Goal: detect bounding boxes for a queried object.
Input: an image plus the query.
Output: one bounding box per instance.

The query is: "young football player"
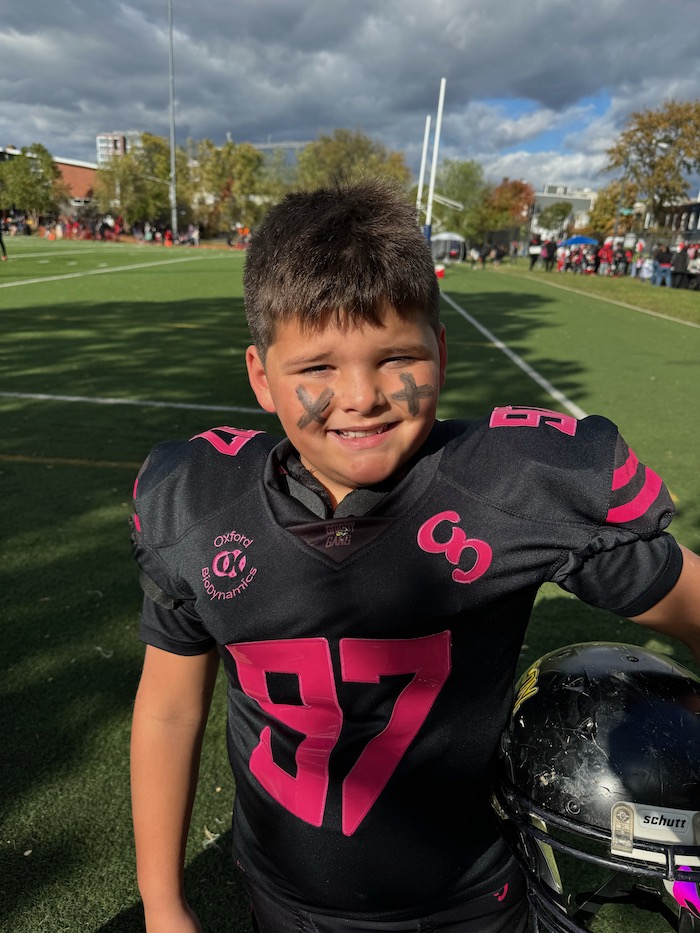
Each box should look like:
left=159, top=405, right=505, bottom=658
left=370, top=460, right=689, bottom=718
left=130, top=178, right=700, bottom=933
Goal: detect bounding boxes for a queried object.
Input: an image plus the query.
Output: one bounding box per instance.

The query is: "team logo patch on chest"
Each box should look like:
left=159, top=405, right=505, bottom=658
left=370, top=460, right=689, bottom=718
left=201, top=527, right=258, bottom=600
left=417, top=510, right=492, bottom=584
left=285, top=515, right=393, bottom=562
left=325, top=520, right=354, bottom=548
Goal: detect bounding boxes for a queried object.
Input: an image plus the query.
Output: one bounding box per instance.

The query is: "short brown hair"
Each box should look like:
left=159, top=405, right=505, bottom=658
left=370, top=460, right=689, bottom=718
left=243, top=177, right=441, bottom=358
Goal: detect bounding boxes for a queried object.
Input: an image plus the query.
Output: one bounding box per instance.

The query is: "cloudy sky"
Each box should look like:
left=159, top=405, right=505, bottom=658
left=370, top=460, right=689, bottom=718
left=1, top=0, right=699, bottom=194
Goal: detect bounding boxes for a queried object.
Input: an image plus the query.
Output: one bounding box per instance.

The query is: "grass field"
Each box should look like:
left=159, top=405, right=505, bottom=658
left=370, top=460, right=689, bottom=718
left=1, top=237, right=699, bottom=933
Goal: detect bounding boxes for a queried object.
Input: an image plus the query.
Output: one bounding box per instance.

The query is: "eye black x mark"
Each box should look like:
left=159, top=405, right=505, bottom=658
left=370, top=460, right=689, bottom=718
left=390, top=373, right=434, bottom=416
left=296, top=386, right=334, bottom=428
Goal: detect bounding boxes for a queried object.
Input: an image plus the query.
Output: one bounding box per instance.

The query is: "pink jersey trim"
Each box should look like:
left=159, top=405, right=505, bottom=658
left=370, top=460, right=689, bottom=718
left=611, top=448, right=639, bottom=491
left=606, top=466, right=663, bottom=524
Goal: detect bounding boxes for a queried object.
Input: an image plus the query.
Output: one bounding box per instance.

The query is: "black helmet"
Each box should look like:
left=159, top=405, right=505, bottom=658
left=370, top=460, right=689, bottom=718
left=493, top=642, right=700, bottom=932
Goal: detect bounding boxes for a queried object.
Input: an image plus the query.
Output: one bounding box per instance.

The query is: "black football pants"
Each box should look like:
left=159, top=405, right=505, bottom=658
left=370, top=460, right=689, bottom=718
left=244, top=868, right=530, bottom=933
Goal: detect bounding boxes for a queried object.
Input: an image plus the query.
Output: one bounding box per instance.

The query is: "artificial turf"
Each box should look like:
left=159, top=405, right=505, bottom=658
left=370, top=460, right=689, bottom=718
left=1, top=238, right=698, bottom=932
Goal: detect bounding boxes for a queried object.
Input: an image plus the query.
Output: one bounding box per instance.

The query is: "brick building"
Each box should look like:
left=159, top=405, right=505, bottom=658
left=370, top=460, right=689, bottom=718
left=54, top=157, right=97, bottom=208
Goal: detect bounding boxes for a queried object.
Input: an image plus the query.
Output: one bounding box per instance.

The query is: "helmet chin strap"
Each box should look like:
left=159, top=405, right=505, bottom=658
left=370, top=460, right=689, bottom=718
left=667, top=873, right=700, bottom=929
left=679, top=910, right=700, bottom=933
left=529, top=872, right=685, bottom=932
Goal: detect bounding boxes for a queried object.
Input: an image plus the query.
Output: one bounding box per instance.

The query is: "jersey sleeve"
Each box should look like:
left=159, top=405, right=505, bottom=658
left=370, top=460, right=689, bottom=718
left=551, top=432, right=683, bottom=615
left=139, top=594, right=215, bottom=655
left=130, top=441, right=216, bottom=655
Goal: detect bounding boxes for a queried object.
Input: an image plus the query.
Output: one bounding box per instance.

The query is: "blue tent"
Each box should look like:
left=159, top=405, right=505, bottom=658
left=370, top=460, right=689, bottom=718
left=562, top=235, right=598, bottom=246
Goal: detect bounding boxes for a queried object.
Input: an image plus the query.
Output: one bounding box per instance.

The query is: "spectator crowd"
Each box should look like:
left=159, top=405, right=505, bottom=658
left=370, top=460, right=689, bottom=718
left=523, top=236, right=700, bottom=288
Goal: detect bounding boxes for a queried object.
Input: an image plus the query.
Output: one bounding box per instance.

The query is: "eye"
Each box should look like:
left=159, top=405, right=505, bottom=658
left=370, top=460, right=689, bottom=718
left=300, top=364, right=331, bottom=375
left=383, top=355, right=415, bottom=366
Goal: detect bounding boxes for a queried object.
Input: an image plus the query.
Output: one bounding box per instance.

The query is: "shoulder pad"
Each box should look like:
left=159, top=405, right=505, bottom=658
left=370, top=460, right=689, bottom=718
left=442, top=407, right=618, bottom=525
left=133, top=427, right=278, bottom=547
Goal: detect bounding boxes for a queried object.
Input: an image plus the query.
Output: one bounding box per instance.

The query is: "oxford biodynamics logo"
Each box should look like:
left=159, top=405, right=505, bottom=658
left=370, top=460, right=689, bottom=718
left=201, top=528, right=257, bottom=600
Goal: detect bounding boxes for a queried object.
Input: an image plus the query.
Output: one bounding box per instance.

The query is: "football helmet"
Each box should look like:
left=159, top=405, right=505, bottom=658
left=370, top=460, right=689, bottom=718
left=493, top=642, right=700, bottom=932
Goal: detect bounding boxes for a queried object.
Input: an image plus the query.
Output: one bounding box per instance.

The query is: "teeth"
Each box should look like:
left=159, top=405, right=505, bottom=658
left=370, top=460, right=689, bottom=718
left=338, top=426, right=387, bottom=438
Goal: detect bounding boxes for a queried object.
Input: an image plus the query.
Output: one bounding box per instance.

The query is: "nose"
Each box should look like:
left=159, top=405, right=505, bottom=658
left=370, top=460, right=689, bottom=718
left=337, top=367, right=387, bottom=415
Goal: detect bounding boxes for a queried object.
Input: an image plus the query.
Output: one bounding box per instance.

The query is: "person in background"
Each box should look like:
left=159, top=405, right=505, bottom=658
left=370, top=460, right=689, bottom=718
left=653, top=244, right=673, bottom=287
left=671, top=242, right=689, bottom=289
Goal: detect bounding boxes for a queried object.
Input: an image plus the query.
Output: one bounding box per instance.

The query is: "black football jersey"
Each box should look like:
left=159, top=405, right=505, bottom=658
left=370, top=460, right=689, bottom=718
left=131, top=408, right=682, bottom=919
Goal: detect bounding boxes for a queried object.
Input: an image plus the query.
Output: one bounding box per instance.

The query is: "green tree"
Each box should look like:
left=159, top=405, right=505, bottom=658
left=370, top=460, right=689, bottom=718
left=536, top=201, right=573, bottom=238
left=423, top=159, right=489, bottom=241
left=257, top=149, right=297, bottom=208
left=297, top=129, right=411, bottom=189
left=95, top=133, right=190, bottom=228
left=607, top=99, right=700, bottom=225
left=587, top=179, right=639, bottom=239
left=187, top=138, right=264, bottom=233
left=0, top=143, right=68, bottom=219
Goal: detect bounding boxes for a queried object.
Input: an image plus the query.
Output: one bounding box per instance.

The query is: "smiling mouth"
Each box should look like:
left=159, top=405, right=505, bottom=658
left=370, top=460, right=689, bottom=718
left=332, top=424, right=394, bottom=438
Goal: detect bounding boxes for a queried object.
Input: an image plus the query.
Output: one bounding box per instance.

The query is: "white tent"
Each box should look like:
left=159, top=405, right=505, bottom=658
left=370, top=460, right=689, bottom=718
left=430, top=231, right=467, bottom=262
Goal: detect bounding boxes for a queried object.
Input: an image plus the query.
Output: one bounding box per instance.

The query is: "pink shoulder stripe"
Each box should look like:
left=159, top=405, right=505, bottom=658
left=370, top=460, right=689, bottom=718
left=611, top=448, right=639, bottom=491
left=606, top=467, right=663, bottom=524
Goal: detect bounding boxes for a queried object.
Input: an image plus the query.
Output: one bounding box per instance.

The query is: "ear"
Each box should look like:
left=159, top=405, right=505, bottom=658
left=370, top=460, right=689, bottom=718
left=437, top=324, right=448, bottom=389
left=245, top=345, right=276, bottom=413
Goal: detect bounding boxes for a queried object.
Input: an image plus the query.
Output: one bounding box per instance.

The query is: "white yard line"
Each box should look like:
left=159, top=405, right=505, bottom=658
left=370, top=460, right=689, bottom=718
left=2, top=246, right=146, bottom=259
left=0, top=390, right=272, bottom=416
left=440, top=291, right=589, bottom=419
left=518, top=274, right=700, bottom=329
left=0, top=252, right=218, bottom=289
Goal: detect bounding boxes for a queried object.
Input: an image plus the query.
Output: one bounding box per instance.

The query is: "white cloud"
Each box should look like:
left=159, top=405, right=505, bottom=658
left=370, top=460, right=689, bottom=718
left=1, top=0, right=699, bottom=191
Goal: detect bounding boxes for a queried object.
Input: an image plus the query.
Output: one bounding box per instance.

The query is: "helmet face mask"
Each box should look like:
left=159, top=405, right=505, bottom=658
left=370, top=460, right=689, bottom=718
left=493, top=642, right=700, bottom=932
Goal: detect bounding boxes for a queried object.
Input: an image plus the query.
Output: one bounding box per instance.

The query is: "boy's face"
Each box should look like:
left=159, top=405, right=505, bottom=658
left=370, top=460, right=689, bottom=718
left=246, top=305, right=447, bottom=507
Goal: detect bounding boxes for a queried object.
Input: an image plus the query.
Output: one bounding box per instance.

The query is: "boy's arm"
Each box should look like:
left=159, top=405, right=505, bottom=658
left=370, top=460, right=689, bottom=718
left=628, top=544, right=700, bottom=666
left=131, top=644, right=220, bottom=933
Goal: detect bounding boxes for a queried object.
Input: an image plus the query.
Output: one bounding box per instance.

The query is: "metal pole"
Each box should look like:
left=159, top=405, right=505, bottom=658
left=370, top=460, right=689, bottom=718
left=424, top=77, right=446, bottom=240
left=416, top=115, right=431, bottom=215
left=611, top=153, right=629, bottom=246
left=168, top=0, right=178, bottom=240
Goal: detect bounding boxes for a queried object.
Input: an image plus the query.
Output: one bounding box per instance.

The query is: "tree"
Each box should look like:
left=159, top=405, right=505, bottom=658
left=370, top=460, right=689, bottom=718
left=536, top=201, right=573, bottom=238
left=587, top=179, right=639, bottom=239
left=95, top=133, right=191, bottom=228
left=186, top=138, right=264, bottom=233
left=257, top=149, right=296, bottom=209
left=95, top=133, right=176, bottom=229
left=423, top=159, right=490, bottom=241
left=0, top=143, right=68, bottom=219
left=486, top=178, right=535, bottom=233
left=297, top=129, right=412, bottom=189
left=94, top=148, right=148, bottom=225
left=607, top=99, right=700, bottom=225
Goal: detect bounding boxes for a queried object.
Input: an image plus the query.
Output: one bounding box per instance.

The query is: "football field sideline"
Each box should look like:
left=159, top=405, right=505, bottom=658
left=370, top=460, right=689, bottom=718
left=440, top=290, right=589, bottom=419
left=510, top=270, right=700, bottom=329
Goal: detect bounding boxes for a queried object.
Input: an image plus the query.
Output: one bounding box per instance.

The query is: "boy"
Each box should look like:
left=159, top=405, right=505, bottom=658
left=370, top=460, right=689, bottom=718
left=130, top=178, right=700, bottom=933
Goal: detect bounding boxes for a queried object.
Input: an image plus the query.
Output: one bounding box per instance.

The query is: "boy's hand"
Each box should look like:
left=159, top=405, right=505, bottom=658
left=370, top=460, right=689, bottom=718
left=144, top=901, right=204, bottom=933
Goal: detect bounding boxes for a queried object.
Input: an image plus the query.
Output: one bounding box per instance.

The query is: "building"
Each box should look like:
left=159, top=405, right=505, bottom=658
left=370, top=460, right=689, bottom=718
left=96, top=131, right=141, bottom=165
left=531, top=183, right=597, bottom=238
left=0, top=145, right=22, bottom=163
left=1, top=146, right=97, bottom=211
left=657, top=193, right=700, bottom=244
left=54, top=157, right=97, bottom=209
